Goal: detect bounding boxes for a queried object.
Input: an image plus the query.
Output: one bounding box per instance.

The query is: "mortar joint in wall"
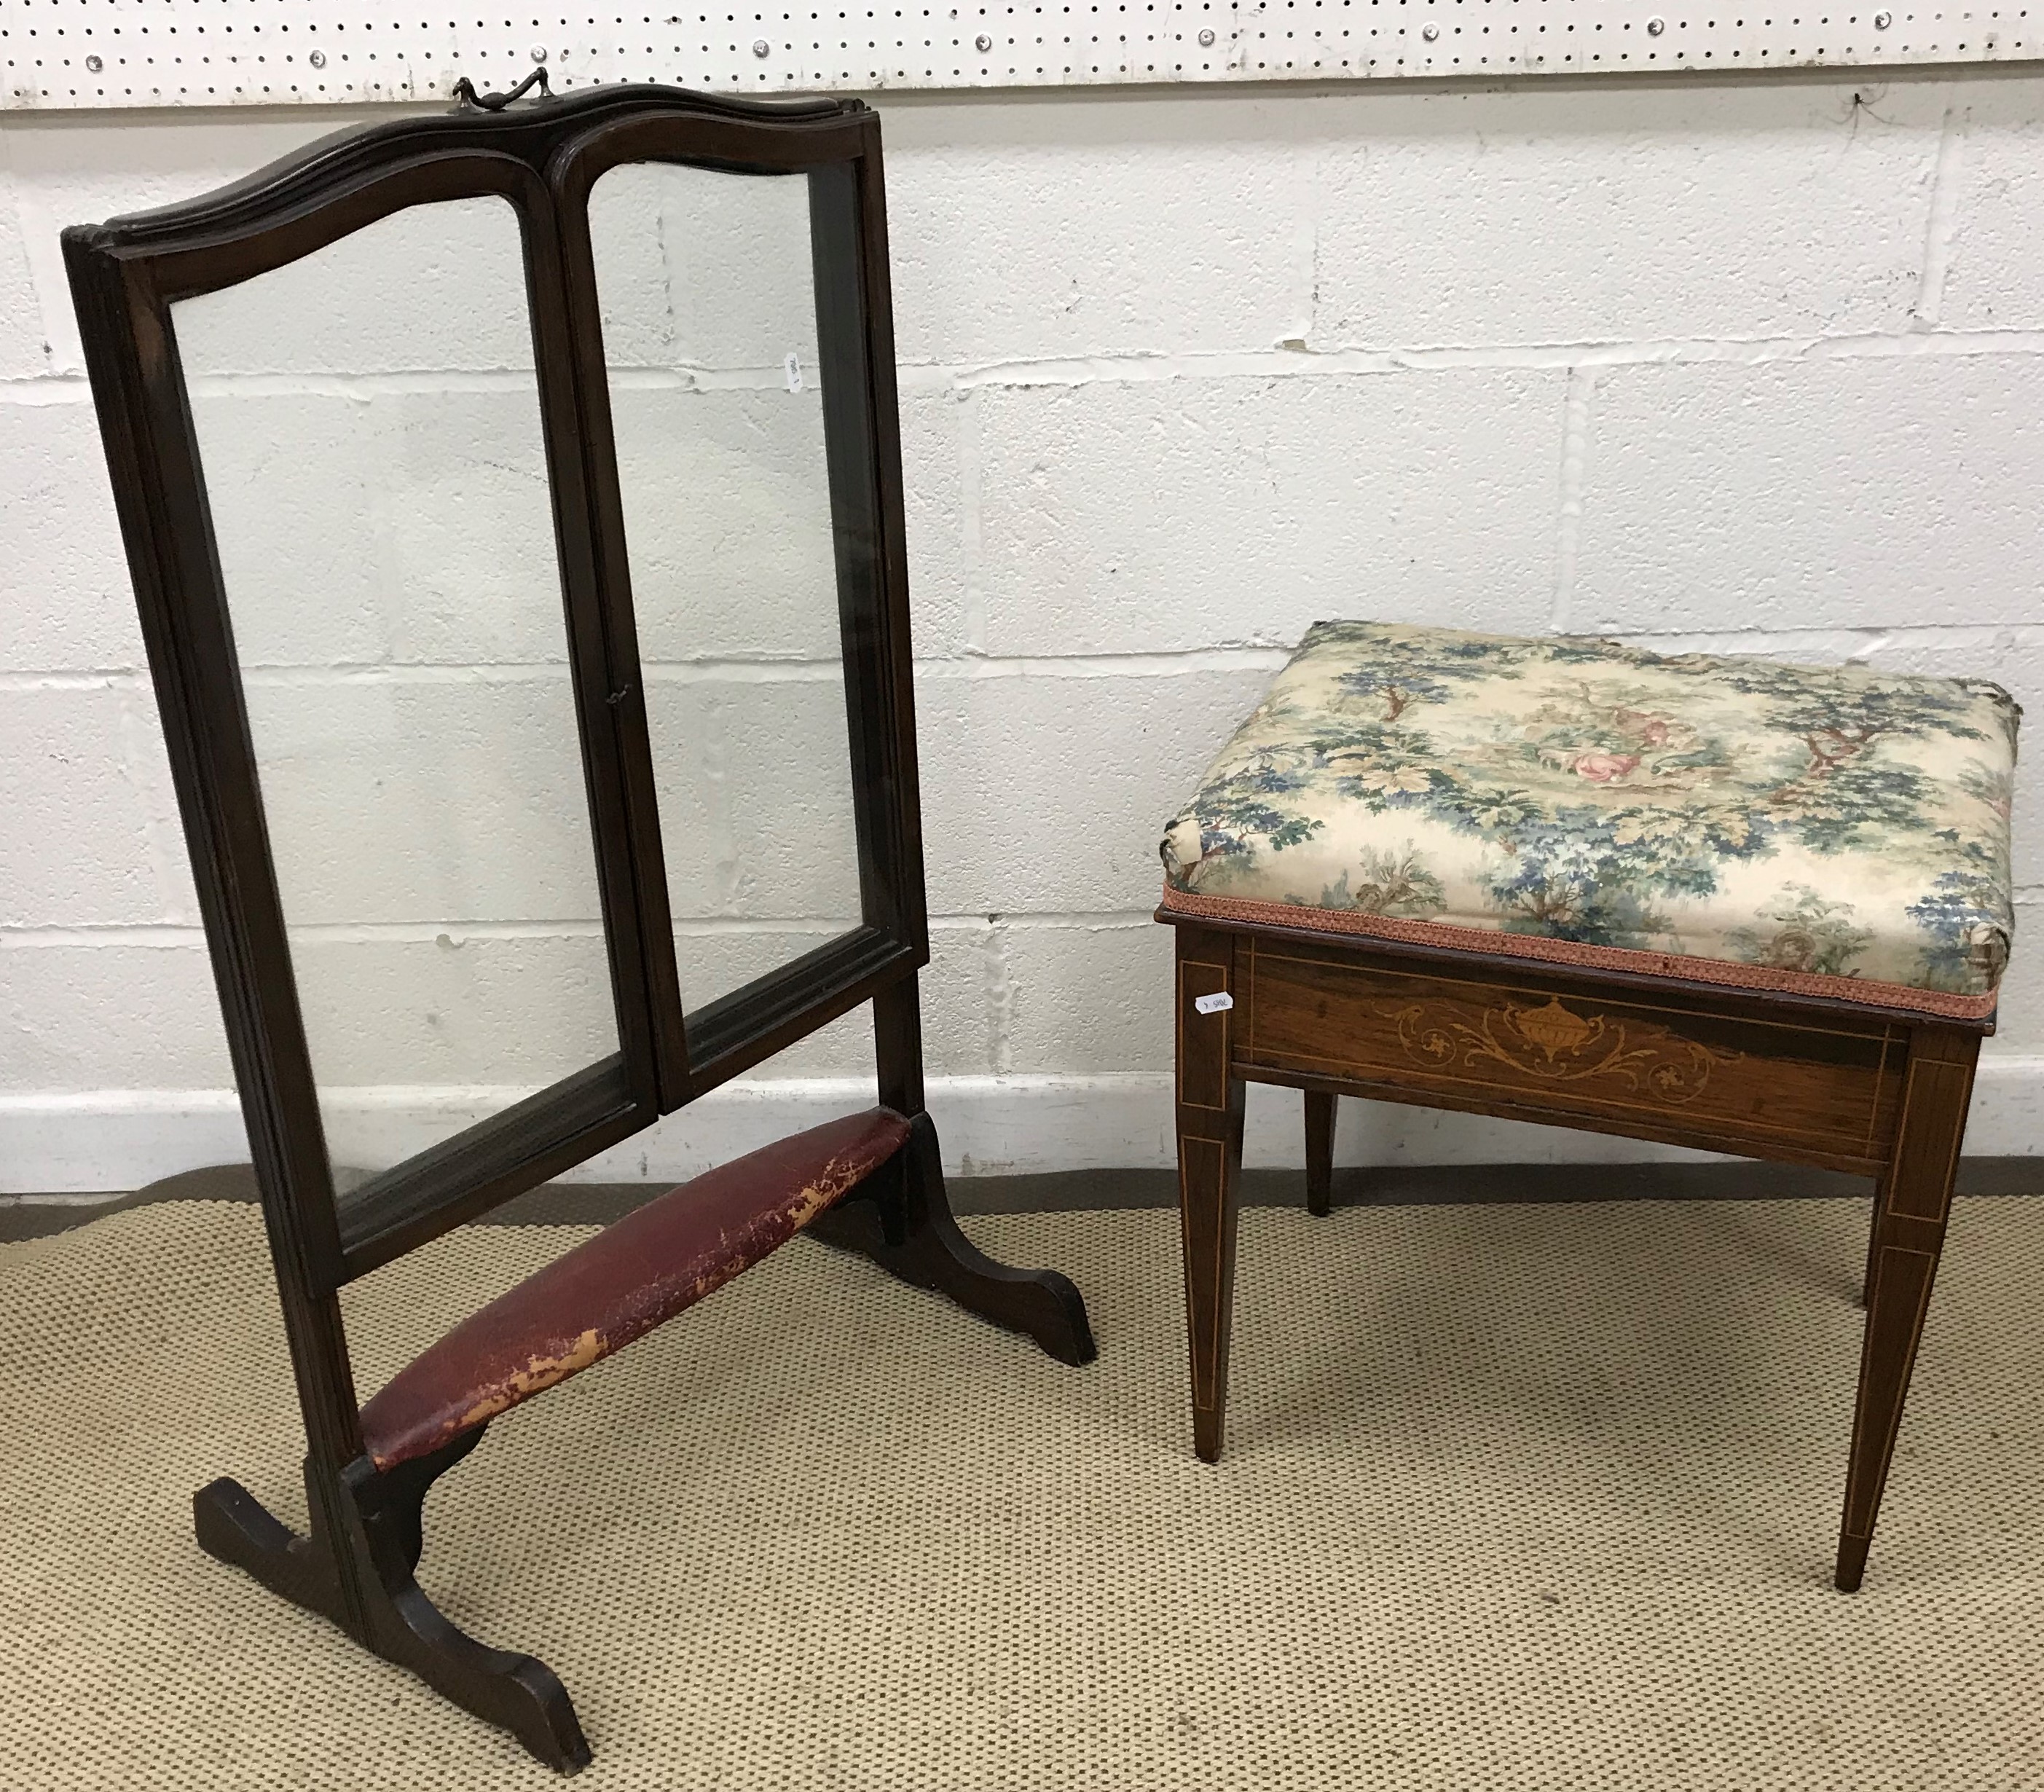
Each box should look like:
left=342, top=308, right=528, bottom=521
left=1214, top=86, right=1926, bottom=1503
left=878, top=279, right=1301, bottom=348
left=1549, top=365, right=1598, bottom=636
left=981, top=911, right=1015, bottom=1076
left=1909, top=84, right=1965, bottom=333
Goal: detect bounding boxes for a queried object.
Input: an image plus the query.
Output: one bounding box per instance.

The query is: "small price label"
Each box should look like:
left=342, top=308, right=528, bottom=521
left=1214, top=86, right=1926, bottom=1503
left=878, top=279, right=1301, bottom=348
left=784, top=351, right=804, bottom=393
left=1193, top=991, right=1234, bottom=1015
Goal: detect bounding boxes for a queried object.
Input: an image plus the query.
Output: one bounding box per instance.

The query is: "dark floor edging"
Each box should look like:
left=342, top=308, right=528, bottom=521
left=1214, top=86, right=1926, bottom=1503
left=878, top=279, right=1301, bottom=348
left=4, top=1157, right=2039, bottom=1243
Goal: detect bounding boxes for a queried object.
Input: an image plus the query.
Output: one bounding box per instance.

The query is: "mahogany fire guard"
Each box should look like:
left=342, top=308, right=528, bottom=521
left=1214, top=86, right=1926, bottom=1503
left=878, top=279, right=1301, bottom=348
left=66, top=81, right=1093, bottom=1772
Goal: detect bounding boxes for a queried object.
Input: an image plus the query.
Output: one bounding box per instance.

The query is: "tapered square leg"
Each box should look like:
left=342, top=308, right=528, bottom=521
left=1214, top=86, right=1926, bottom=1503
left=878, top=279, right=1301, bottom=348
left=1836, top=1027, right=1976, bottom=1592
left=1180, top=1099, right=1244, bottom=1462
left=1176, top=928, right=1246, bottom=1463
left=1304, top=1089, right=1336, bottom=1218
left=1860, top=1178, right=1884, bottom=1309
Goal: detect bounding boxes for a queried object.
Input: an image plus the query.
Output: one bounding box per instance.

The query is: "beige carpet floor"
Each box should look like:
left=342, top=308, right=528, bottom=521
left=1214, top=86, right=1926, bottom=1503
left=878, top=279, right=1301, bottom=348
left=2, top=1194, right=2041, bottom=1791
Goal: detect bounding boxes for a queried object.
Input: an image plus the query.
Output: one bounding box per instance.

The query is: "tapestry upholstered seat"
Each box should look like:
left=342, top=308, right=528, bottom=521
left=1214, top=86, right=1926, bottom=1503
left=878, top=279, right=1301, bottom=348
left=1160, top=620, right=2019, bottom=1021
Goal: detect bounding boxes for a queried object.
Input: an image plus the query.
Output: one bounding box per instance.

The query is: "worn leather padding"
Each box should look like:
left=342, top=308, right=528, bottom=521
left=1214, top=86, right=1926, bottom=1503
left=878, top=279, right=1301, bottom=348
left=358, top=1108, right=911, bottom=1470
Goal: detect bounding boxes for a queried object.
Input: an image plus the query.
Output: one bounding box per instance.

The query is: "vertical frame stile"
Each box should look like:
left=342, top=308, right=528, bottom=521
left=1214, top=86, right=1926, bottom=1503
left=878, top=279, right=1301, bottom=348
left=543, top=151, right=689, bottom=1109
left=520, top=173, right=666, bottom=1118
left=849, top=114, right=934, bottom=1125
left=60, top=236, right=371, bottom=1530
left=852, top=118, right=931, bottom=965
left=810, top=127, right=929, bottom=965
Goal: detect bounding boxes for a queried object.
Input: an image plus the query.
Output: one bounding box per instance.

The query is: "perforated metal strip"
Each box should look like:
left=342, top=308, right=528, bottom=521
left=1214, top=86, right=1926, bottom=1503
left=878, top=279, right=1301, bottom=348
left=3, top=0, right=2038, bottom=109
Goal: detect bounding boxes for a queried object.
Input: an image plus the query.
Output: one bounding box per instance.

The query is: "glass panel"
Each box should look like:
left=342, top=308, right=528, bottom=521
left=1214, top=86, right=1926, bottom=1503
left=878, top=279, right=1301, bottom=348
left=586, top=162, right=865, bottom=1034
left=173, top=195, right=618, bottom=1174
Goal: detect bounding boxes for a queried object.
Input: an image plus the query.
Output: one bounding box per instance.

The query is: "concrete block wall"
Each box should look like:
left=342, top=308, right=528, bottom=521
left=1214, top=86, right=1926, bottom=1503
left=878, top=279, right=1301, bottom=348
left=1, top=72, right=2040, bottom=1190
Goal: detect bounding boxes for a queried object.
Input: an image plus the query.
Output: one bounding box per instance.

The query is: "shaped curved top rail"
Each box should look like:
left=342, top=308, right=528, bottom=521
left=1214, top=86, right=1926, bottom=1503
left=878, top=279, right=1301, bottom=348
left=68, top=84, right=870, bottom=261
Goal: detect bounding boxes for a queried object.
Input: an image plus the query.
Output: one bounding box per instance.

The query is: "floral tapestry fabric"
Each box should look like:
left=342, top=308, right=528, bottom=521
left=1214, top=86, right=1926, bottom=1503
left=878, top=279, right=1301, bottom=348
left=1159, top=621, right=2021, bottom=1018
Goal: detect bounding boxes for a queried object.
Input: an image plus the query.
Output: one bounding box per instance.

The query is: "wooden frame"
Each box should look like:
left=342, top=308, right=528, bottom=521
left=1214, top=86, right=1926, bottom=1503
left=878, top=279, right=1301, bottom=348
left=64, top=82, right=1093, bottom=1772
left=1165, top=908, right=1986, bottom=1594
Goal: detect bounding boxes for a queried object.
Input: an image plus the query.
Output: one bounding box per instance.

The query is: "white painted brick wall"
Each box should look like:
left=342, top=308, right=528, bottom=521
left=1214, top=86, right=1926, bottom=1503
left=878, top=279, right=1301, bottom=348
left=1, top=403, right=144, bottom=670
left=1, top=686, right=176, bottom=926
left=1569, top=358, right=2044, bottom=632
left=0, top=146, right=47, bottom=380
left=3, top=73, right=2042, bottom=1191
left=971, top=372, right=1566, bottom=653
left=1938, top=82, right=2044, bottom=327
left=1309, top=84, right=1949, bottom=346
left=916, top=664, right=1280, bottom=913
left=887, top=98, right=1316, bottom=363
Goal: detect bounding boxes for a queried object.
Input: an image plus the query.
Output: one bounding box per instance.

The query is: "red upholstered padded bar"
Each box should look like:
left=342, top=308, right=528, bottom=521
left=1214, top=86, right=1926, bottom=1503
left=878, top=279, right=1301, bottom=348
left=358, top=1107, right=911, bottom=1470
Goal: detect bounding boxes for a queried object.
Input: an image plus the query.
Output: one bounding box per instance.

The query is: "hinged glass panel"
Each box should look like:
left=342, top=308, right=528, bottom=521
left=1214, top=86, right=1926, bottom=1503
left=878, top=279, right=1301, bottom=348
left=586, top=160, right=867, bottom=1045
left=173, top=193, right=624, bottom=1180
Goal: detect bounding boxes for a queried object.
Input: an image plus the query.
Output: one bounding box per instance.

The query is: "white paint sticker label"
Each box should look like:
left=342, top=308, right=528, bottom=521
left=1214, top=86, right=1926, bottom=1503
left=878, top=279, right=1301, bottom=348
left=785, top=352, right=804, bottom=393
left=1193, top=991, right=1234, bottom=1015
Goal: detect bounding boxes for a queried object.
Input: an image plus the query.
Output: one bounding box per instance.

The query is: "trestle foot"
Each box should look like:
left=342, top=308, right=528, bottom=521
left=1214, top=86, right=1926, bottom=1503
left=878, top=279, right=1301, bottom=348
left=193, top=1426, right=591, bottom=1774
left=809, top=1113, right=1097, bottom=1367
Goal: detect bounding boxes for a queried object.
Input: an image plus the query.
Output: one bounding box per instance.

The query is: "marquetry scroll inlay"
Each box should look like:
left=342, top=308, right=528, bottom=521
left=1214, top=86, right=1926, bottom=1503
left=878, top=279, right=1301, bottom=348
left=1390, top=995, right=1737, bottom=1105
